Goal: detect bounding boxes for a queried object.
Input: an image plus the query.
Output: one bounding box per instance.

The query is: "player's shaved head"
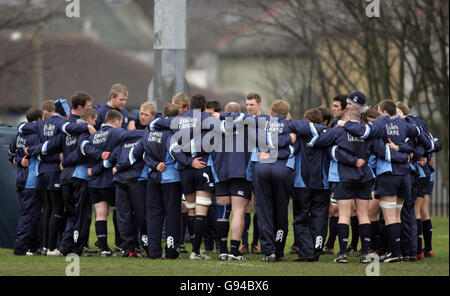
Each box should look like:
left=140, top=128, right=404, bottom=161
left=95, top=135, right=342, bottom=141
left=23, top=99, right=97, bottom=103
left=347, top=108, right=361, bottom=121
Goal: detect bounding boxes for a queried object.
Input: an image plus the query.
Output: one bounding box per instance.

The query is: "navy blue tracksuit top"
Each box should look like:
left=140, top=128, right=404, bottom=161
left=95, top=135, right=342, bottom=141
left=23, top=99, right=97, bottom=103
left=148, top=110, right=216, bottom=170
left=209, top=112, right=254, bottom=183
left=343, top=114, right=423, bottom=176
left=287, top=120, right=329, bottom=190
left=130, top=126, right=181, bottom=184
left=102, top=130, right=147, bottom=184
left=9, top=128, right=41, bottom=189
left=18, top=115, right=89, bottom=174
left=94, top=103, right=134, bottom=130
left=83, top=125, right=144, bottom=188
left=310, top=123, right=410, bottom=183
left=250, top=115, right=296, bottom=168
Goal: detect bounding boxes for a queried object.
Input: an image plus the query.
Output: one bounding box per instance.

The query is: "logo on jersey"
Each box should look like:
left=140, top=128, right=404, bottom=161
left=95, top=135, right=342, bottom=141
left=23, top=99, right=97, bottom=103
left=147, top=131, right=163, bottom=144
left=65, top=134, right=77, bottom=147
left=178, top=117, right=198, bottom=129
left=347, top=132, right=365, bottom=142
left=124, top=141, right=139, bottom=149
left=386, top=123, right=400, bottom=136
left=43, top=124, right=56, bottom=137
left=16, top=135, right=26, bottom=149
left=265, top=121, right=284, bottom=134
left=93, top=130, right=109, bottom=144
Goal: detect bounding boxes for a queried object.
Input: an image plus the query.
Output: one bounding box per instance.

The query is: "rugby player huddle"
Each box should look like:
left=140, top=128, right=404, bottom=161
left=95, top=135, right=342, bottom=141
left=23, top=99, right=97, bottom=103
left=8, top=83, right=441, bottom=264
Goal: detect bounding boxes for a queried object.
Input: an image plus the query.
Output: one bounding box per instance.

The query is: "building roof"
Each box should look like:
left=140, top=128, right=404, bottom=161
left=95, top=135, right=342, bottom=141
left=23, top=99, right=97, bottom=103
left=0, top=34, right=154, bottom=112
left=0, top=33, right=228, bottom=114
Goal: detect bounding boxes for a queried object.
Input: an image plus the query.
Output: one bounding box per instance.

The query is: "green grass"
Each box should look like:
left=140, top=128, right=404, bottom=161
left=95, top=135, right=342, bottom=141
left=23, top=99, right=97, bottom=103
left=0, top=216, right=448, bottom=276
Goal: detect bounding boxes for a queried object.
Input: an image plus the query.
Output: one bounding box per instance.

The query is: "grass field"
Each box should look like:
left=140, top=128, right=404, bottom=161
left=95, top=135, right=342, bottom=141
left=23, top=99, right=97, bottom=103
left=0, top=216, right=448, bottom=276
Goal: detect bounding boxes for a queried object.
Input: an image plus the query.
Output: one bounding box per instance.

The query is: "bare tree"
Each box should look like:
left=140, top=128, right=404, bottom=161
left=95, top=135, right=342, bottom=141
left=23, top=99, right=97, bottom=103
left=0, top=0, right=63, bottom=73
left=0, top=0, right=66, bottom=108
left=219, top=0, right=448, bottom=187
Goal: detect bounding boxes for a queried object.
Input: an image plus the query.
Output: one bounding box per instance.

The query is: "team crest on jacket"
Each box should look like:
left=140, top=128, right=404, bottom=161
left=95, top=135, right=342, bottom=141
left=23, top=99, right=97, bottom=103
left=147, top=131, right=162, bottom=143
left=43, top=124, right=56, bottom=137
left=65, top=134, right=77, bottom=146
left=347, top=132, right=364, bottom=142
left=93, top=130, right=109, bottom=144
left=178, top=117, right=198, bottom=129
left=386, top=123, right=400, bottom=136
left=16, top=135, right=26, bottom=149
left=265, top=121, right=284, bottom=134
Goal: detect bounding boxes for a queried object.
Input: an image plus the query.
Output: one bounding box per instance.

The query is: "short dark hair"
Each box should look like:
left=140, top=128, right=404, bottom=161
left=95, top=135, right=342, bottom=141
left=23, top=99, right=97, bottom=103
left=190, top=94, right=207, bottom=111
left=105, top=109, right=123, bottom=123
left=317, top=107, right=332, bottom=125
left=71, top=92, right=93, bottom=109
left=378, top=99, right=397, bottom=116
left=206, top=101, right=222, bottom=112
left=246, top=92, right=262, bottom=103
left=163, top=103, right=179, bottom=117
left=304, top=108, right=323, bottom=124
left=333, top=94, right=348, bottom=110
left=26, top=108, right=43, bottom=122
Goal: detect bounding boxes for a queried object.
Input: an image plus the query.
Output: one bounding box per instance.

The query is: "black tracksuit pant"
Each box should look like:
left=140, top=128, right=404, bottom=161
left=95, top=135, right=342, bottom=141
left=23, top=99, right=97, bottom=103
left=253, top=163, right=294, bottom=258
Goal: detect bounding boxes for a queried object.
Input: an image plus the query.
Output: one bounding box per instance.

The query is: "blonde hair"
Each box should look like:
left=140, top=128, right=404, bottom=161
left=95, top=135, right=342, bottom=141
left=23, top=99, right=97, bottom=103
left=140, top=102, right=156, bottom=116
left=270, top=100, right=290, bottom=118
left=41, top=100, right=55, bottom=120
left=396, top=102, right=410, bottom=116
left=109, top=83, right=128, bottom=99
left=172, top=92, right=189, bottom=107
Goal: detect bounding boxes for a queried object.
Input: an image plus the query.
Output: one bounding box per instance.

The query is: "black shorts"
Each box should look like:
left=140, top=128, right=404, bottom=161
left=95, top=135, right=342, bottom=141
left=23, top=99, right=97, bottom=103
left=371, top=180, right=376, bottom=192
left=424, top=180, right=434, bottom=196
left=180, top=167, right=214, bottom=195
left=416, top=177, right=430, bottom=198
left=375, top=174, right=411, bottom=201
left=334, top=181, right=372, bottom=200
left=89, top=187, right=116, bottom=206
left=329, top=182, right=337, bottom=194
left=215, top=178, right=252, bottom=199
left=38, top=171, right=61, bottom=191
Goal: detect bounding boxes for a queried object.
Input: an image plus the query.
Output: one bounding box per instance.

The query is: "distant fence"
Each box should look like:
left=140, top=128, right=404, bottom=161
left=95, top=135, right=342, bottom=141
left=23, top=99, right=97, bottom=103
left=429, top=154, right=449, bottom=218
